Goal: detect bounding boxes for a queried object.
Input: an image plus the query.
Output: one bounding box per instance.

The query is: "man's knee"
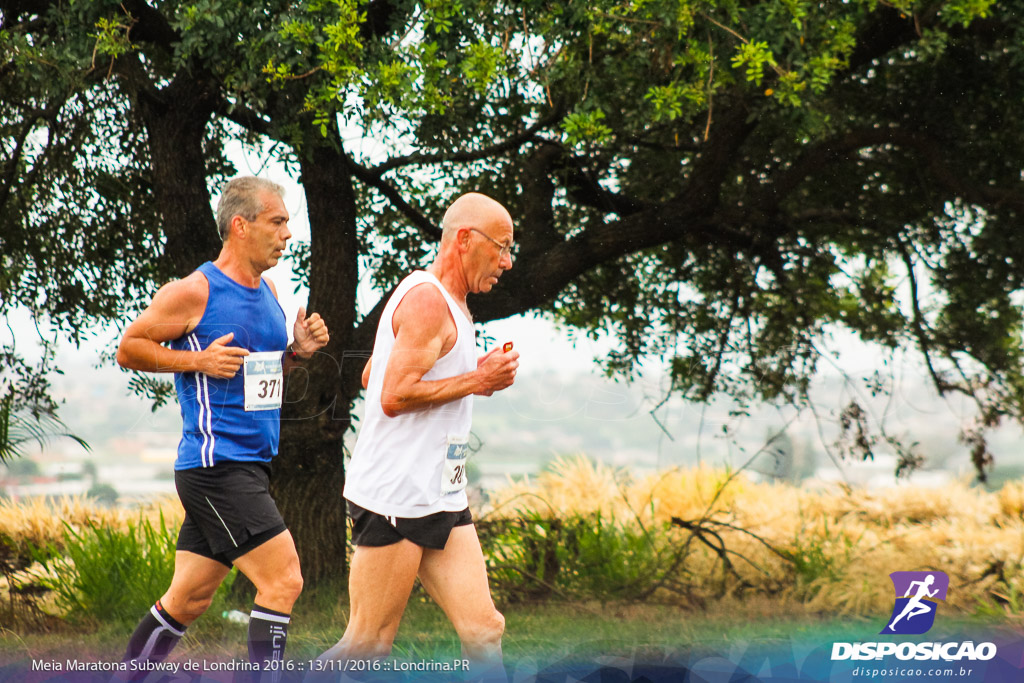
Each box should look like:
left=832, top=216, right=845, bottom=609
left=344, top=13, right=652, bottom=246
left=250, top=557, right=303, bottom=605
left=163, top=591, right=216, bottom=624
left=186, top=594, right=216, bottom=618
left=460, top=609, right=504, bottom=647
left=489, top=610, right=506, bottom=642
left=273, top=563, right=304, bottom=603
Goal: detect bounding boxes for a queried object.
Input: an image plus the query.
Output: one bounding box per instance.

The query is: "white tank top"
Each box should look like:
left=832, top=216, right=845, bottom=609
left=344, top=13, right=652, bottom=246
left=344, top=271, right=476, bottom=517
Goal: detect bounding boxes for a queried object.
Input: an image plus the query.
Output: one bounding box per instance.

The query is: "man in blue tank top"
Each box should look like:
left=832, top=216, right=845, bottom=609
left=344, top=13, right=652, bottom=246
left=314, top=193, right=519, bottom=681
left=115, top=176, right=330, bottom=680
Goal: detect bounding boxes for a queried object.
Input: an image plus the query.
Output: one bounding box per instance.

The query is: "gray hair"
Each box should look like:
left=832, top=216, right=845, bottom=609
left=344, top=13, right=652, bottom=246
left=215, top=176, right=285, bottom=241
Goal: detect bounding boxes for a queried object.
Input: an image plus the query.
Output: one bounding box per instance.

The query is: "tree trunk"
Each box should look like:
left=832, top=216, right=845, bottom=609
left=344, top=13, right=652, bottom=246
left=272, top=130, right=363, bottom=585
left=135, top=77, right=222, bottom=280
left=272, top=417, right=349, bottom=586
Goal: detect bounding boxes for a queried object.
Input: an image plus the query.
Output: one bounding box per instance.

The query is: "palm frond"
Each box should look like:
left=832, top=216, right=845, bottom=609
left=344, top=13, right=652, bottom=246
left=0, top=392, right=90, bottom=464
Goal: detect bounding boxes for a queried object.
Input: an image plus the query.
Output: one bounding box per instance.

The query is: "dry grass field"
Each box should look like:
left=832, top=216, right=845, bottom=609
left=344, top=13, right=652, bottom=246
left=484, top=457, right=1024, bottom=618
left=2, top=457, right=1023, bottom=628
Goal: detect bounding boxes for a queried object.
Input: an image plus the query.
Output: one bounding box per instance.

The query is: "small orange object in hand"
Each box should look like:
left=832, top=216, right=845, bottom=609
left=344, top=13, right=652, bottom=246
left=502, top=342, right=513, bottom=353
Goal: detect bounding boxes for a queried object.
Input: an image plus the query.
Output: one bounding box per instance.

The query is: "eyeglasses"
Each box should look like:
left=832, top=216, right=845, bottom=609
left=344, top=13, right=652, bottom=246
left=469, top=228, right=516, bottom=258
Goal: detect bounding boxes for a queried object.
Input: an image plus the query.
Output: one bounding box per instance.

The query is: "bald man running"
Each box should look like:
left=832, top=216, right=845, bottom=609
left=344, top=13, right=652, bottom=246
left=314, top=193, right=518, bottom=679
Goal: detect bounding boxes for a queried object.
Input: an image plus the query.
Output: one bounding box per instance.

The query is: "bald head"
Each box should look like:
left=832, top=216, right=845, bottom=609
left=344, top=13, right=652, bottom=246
left=441, top=193, right=512, bottom=245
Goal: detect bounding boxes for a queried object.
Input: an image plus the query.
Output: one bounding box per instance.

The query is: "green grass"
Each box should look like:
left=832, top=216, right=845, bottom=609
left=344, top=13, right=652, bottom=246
left=4, top=500, right=1024, bottom=676
left=4, top=584, right=1021, bottom=670
left=38, top=514, right=205, bottom=626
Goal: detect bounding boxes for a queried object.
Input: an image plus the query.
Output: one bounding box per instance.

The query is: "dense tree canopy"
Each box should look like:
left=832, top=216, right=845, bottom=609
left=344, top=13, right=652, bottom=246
left=2, top=0, right=1022, bottom=580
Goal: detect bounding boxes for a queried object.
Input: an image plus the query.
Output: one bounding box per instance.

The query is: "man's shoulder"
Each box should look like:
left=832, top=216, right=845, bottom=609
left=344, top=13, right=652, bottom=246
left=262, top=276, right=279, bottom=299
left=398, top=281, right=448, bottom=309
left=149, top=271, right=210, bottom=314
left=392, top=282, right=454, bottom=337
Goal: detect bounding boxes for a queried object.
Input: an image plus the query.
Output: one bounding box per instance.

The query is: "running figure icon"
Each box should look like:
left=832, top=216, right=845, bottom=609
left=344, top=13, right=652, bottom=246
left=882, top=571, right=949, bottom=635
left=888, top=574, right=938, bottom=631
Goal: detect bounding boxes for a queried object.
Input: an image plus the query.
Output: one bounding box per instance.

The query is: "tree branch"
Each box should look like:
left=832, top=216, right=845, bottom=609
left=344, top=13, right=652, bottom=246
left=0, top=96, right=69, bottom=211
left=895, top=234, right=950, bottom=395
left=121, top=0, right=180, bottom=50
left=517, top=142, right=561, bottom=251
left=561, top=154, right=649, bottom=217
left=215, top=99, right=274, bottom=138
left=467, top=99, right=758, bottom=322
left=345, top=159, right=442, bottom=242
left=9, top=97, right=78, bottom=219
left=371, top=110, right=562, bottom=174
left=110, top=52, right=167, bottom=106
left=766, top=127, right=1024, bottom=215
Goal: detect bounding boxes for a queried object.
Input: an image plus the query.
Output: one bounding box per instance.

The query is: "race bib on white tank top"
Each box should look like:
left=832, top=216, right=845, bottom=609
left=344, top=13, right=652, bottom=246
left=441, top=434, right=470, bottom=495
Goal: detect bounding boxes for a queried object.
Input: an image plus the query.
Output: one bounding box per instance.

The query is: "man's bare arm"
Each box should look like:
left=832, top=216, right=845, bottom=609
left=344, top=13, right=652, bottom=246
left=266, top=278, right=331, bottom=374
left=116, top=274, right=248, bottom=379
left=379, top=285, right=518, bottom=417
left=362, top=357, right=373, bottom=390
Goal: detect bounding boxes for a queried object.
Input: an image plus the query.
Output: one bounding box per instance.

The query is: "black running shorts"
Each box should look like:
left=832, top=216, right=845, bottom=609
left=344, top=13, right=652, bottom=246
left=174, top=461, right=288, bottom=567
left=348, top=501, right=473, bottom=550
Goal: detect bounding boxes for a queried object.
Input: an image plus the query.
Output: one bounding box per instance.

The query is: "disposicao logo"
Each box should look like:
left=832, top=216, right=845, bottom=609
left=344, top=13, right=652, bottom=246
left=831, top=569, right=997, bottom=663
left=881, top=571, right=949, bottom=635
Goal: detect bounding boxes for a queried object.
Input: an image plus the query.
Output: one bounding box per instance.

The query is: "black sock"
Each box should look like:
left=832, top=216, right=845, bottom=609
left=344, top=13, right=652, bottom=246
left=122, top=600, right=186, bottom=675
left=248, top=603, right=290, bottom=683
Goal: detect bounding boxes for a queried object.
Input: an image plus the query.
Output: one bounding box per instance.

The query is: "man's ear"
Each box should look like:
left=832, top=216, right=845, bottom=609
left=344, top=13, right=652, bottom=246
left=455, top=226, right=472, bottom=252
left=229, top=215, right=246, bottom=240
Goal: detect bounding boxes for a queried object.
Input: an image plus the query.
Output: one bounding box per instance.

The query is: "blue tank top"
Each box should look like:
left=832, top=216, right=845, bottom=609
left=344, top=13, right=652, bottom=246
left=170, top=262, right=287, bottom=469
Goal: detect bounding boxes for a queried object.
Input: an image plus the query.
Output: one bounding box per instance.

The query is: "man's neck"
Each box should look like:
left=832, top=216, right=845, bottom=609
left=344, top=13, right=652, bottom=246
left=425, top=261, right=474, bottom=322
left=213, top=248, right=263, bottom=289
left=426, top=261, right=468, bottom=303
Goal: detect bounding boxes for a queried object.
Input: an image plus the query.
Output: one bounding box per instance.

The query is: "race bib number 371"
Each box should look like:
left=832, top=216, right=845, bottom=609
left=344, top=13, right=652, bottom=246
left=243, top=351, right=284, bottom=411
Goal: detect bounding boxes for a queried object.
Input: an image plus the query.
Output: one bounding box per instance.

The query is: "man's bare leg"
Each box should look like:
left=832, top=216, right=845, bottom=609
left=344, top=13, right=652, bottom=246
left=119, top=552, right=230, bottom=679
left=232, top=531, right=304, bottom=681
left=419, top=525, right=505, bottom=680
left=318, top=539, right=423, bottom=661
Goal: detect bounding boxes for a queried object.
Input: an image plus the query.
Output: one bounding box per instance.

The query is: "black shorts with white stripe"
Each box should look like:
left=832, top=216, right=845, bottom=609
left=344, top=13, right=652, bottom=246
left=174, top=461, right=287, bottom=567
left=348, top=501, right=473, bottom=550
